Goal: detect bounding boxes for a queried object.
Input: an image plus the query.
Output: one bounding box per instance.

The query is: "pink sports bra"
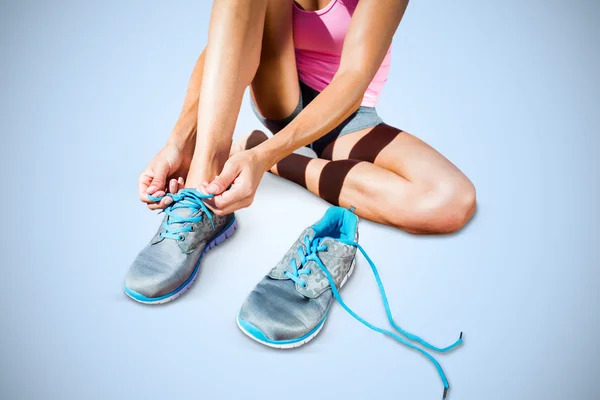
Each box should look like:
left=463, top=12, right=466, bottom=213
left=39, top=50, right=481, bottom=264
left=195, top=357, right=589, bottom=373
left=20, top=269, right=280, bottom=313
left=293, top=0, right=392, bottom=107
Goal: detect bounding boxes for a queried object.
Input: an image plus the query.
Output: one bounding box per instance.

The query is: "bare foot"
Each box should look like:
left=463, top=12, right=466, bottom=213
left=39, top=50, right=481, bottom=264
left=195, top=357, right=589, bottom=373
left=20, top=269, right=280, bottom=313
left=230, top=130, right=269, bottom=156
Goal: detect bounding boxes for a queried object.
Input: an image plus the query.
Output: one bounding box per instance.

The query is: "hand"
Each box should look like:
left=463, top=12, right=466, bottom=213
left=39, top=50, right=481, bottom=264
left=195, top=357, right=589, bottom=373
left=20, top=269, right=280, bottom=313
left=202, top=149, right=269, bottom=216
left=138, top=143, right=192, bottom=210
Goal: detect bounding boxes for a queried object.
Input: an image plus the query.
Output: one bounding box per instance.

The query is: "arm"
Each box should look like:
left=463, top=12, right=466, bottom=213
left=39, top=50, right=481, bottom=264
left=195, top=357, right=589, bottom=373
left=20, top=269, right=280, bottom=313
left=137, top=50, right=205, bottom=209
left=146, top=0, right=270, bottom=204
left=258, top=0, right=409, bottom=167
left=168, top=50, right=206, bottom=151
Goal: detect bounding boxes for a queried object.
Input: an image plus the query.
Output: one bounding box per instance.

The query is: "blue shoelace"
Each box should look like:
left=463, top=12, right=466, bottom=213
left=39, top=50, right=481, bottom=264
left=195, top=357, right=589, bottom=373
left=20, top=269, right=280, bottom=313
left=147, top=189, right=215, bottom=241
left=284, top=235, right=328, bottom=287
left=286, top=235, right=463, bottom=399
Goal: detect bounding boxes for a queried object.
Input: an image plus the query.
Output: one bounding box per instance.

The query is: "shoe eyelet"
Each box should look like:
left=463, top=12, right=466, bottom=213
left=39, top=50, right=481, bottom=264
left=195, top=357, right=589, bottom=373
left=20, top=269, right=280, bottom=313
left=179, top=235, right=185, bottom=241
left=307, top=269, right=312, bottom=275
left=301, top=281, right=308, bottom=288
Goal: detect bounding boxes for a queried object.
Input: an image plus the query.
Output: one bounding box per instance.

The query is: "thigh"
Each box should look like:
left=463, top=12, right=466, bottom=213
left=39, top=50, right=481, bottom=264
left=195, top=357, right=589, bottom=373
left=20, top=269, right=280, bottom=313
left=250, top=0, right=300, bottom=121
left=321, top=124, right=472, bottom=190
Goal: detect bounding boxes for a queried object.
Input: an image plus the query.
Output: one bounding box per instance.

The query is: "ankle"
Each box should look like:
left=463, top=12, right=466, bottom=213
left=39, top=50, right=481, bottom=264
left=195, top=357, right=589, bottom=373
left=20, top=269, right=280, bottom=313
left=186, top=152, right=229, bottom=188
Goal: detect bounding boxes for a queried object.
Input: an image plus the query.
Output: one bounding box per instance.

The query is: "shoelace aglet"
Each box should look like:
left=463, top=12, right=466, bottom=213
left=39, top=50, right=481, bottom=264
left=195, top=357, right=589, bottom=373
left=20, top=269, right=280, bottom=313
left=460, top=332, right=463, bottom=340
left=443, top=387, right=449, bottom=399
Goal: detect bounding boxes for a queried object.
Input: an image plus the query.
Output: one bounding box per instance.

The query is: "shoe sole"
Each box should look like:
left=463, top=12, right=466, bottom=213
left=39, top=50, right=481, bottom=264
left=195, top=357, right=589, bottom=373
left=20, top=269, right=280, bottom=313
left=236, top=257, right=356, bottom=349
left=124, top=217, right=238, bottom=304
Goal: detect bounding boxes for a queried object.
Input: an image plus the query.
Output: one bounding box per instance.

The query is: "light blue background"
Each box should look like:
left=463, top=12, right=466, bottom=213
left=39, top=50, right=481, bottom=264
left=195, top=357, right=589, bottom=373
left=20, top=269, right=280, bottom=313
left=1, top=1, right=598, bottom=399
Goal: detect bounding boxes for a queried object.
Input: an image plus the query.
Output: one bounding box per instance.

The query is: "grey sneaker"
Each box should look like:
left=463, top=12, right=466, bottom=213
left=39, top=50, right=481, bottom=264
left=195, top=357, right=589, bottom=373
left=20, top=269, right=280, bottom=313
left=237, top=206, right=358, bottom=348
left=237, top=205, right=464, bottom=399
left=124, top=188, right=237, bottom=304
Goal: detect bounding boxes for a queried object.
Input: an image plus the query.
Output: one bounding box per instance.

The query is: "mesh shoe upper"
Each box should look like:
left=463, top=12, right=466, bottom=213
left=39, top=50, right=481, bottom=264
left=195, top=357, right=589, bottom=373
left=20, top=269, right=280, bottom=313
left=243, top=206, right=464, bottom=397
left=125, top=190, right=233, bottom=299
left=239, top=207, right=358, bottom=341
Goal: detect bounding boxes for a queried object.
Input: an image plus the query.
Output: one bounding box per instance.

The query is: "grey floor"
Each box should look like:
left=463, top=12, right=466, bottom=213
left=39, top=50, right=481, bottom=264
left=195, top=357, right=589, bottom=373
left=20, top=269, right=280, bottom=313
left=1, top=1, right=598, bottom=399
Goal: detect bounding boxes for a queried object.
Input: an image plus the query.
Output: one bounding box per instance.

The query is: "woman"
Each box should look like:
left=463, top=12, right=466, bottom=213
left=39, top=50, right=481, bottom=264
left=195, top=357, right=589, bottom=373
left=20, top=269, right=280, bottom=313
left=126, top=4, right=472, bottom=392
left=138, top=0, right=476, bottom=234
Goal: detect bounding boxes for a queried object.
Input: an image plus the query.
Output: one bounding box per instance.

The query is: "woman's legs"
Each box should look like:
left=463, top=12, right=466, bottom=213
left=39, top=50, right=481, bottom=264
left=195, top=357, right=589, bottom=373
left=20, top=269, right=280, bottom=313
left=191, top=1, right=475, bottom=234
left=239, top=125, right=476, bottom=234
left=322, top=124, right=477, bottom=234
left=185, top=0, right=297, bottom=187
left=250, top=1, right=299, bottom=121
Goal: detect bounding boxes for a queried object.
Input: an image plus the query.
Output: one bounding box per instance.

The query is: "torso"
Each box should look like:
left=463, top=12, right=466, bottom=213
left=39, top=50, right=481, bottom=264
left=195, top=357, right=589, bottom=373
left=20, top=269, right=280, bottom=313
left=292, top=0, right=392, bottom=107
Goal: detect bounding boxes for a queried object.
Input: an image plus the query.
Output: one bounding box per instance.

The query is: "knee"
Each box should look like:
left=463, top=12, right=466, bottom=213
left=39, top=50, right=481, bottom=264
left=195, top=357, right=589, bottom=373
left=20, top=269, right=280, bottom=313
left=387, top=178, right=476, bottom=234
left=423, top=179, right=476, bottom=234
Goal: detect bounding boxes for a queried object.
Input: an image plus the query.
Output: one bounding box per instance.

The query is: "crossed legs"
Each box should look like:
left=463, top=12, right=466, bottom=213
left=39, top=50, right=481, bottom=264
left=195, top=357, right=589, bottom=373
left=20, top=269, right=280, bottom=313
left=237, top=125, right=476, bottom=234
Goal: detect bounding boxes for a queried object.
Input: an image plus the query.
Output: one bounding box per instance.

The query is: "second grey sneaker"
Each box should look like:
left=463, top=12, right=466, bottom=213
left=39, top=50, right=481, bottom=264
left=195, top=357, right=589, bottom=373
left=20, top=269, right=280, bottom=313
left=237, top=206, right=358, bottom=348
left=236, top=205, right=464, bottom=399
left=124, top=188, right=236, bottom=304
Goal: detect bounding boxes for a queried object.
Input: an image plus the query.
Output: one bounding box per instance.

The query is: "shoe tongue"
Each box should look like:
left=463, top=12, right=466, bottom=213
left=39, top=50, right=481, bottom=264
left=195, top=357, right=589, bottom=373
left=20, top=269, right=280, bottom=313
left=306, top=231, right=333, bottom=252
left=167, top=188, right=212, bottom=219
left=170, top=205, right=197, bottom=217
left=319, top=237, right=336, bottom=248
left=166, top=203, right=202, bottom=225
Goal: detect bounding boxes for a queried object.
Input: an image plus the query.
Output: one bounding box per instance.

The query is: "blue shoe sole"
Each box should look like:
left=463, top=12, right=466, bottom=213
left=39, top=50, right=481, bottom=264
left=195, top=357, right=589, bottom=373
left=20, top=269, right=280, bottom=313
left=124, top=217, right=238, bottom=304
left=236, top=310, right=329, bottom=349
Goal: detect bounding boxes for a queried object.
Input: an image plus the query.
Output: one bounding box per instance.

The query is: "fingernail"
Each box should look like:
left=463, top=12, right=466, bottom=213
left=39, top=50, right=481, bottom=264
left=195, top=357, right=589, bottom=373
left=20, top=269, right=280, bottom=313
left=164, top=198, right=173, bottom=205
left=207, top=184, right=219, bottom=193
left=147, top=186, right=156, bottom=193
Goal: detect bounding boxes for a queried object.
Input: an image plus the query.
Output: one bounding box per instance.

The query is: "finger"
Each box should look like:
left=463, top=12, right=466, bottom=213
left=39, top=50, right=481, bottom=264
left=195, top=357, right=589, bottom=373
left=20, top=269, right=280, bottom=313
left=146, top=163, right=170, bottom=194
left=169, top=178, right=178, bottom=194
left=142, top=190, right=166, bottom=204
left=213, top=196, right=253, bottom=216
left=196, top=182, right=209, bottom=194
left=173, top=177, right=185, bottom=193
left=148, top=203, right=166, bottom=211
left=150, top=190, right=166, bottom=199
left=206, top=176, right=232, bottom=194
left=147, top=190, right=169, bottom=204
left=212, top=183, right=249, bottom=210
left=201, top=195, right=217, bottom=211
left=206, top=161, right=240, bottom=194
left=148, top=196, right=173, bottom=210
left=138, top=173, right=153, bottom=202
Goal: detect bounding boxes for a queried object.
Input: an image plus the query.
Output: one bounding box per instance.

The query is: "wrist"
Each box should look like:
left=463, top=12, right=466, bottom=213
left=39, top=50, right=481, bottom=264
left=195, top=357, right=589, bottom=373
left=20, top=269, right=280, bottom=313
left=248, top=145, right=276, bottom=173
left=257, top=130, right=297, bottom=170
